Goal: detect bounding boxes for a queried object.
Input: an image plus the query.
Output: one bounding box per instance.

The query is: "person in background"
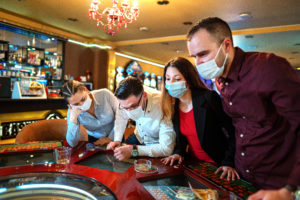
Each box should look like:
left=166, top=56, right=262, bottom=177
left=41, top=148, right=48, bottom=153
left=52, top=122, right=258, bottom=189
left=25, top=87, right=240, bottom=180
left=123, top=60, right=143, bottom=80
left=62, top=80, right=118, bottom=147
left=106, top=77, right=175, bottom=161
left=160, top=57, right=239, bottom=181
left=187, top=17, right=300, bottom=199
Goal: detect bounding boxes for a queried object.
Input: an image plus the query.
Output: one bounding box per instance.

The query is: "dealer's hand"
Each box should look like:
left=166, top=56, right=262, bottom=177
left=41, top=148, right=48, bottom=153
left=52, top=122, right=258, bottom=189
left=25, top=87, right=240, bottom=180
left=215, top=166, right=240, bottom=181
left=113, top=145, right=133, bottom=161
left=106, top=141, right=121, bottom=150
left=161, top=154, right=183, bottom=166
left=94, top=137, right=112, bottom=146
left=68, top=104, right=82, bottom=124
left=248, top=188, right=294, bottom=200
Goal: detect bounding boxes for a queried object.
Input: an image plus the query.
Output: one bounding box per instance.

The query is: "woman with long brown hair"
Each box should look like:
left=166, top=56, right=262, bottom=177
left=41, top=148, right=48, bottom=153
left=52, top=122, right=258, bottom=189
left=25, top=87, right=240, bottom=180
left=160, top=57, right=239, bottom=180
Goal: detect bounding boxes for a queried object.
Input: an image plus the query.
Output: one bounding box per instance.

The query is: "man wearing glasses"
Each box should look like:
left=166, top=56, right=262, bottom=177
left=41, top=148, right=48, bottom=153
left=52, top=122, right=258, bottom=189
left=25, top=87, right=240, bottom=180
left=107, top=77, right=175, bottom=161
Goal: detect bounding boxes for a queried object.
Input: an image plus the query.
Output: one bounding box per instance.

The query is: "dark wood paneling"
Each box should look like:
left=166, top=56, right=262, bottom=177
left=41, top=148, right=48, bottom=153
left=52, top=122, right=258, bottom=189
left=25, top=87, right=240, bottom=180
left=64, top=42, right=108, bottom=89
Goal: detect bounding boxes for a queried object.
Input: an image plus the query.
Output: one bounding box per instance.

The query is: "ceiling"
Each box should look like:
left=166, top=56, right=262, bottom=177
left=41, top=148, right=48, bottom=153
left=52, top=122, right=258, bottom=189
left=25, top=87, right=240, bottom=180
left=0, top=0, right=300, bottom=68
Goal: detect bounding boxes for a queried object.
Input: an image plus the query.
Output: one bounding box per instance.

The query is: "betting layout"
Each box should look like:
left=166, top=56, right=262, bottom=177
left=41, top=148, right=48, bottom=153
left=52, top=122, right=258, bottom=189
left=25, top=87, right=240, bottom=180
left=187, top=162, right=257, bottom=199
left=0, top=141, right=62, bottom=153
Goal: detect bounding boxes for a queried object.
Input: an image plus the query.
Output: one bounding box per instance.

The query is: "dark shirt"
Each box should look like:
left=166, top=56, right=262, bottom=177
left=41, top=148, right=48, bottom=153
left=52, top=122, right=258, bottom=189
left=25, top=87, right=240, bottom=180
left=173, top=89, right=235, bottom=167
left=217, top=47, right=300, bottom=189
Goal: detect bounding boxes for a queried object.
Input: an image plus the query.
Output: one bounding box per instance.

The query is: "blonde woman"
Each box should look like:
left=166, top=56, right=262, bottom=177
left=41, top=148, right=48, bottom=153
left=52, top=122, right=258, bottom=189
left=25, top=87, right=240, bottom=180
left=62, top=80, right=118, bottom=147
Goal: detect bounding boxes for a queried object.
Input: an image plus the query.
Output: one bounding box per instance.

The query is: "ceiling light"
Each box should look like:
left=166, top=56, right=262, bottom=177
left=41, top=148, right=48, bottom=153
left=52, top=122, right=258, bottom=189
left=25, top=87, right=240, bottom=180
left=157, top=0, right=169, bottom=5
left=239, top=12, right=252, bottom=20
left=139, top=27, right=149, bottom=32
left=176, top=50, right=183, bottom=53
left=67, top=18, right=78, bottom=22
left=115, top=52, right=164, bottom=68
left=89, top=0, right=139, bottom=36
left=68, top=39, right=111, bottom=49
left=245, top=35, right=254, bottom=39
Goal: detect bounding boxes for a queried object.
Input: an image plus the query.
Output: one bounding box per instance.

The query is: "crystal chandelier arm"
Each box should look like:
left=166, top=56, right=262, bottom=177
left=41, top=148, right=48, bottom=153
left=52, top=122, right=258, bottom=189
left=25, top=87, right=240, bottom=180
left=88, top=0, right=139, bottom=36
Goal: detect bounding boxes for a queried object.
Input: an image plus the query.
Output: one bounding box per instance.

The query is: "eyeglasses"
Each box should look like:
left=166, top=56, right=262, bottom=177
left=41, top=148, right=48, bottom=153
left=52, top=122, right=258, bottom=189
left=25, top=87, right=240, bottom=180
left=119, top=92, right=143, bottom=111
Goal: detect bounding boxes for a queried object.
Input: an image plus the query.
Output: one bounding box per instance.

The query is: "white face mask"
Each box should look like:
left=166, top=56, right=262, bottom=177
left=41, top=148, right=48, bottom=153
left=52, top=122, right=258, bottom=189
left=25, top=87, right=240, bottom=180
left=196, top=42, right=228, bottom=80
left=124, top=106, right=144, bottom=121
left=72, top=95, right=92, bottom=111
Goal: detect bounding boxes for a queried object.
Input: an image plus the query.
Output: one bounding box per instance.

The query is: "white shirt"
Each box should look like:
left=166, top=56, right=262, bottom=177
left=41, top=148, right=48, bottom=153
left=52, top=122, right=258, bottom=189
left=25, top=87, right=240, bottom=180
left=114, top=86, right=175, bottom=157
left=67, top=89, right=118, bottom=147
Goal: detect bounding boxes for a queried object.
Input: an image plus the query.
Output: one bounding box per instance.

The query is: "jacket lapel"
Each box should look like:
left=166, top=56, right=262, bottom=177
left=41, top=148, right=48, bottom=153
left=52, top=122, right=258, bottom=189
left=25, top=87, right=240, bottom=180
left=191, top=89, right=207, bottom=146
left=173, top=99, right=180, bottom=134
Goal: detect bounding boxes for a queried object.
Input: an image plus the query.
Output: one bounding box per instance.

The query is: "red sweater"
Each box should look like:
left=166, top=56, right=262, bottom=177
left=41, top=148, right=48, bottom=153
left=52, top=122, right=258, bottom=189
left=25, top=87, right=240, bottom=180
left=179, top=109, right=215, bottom=164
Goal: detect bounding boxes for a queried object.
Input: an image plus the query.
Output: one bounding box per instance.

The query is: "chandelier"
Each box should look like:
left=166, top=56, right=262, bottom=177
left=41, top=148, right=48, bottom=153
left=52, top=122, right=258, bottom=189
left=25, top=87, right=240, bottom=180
left=89, top=0, right=139, bottom=36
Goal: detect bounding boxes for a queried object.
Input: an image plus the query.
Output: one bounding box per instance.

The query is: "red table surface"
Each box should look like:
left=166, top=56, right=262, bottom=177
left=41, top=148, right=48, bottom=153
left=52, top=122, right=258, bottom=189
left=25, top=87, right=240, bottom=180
left=0, top=141, right=232, bottom=200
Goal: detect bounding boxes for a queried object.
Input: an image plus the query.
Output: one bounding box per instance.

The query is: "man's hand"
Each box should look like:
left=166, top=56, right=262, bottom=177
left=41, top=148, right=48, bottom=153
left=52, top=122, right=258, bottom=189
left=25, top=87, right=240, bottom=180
left=106, top=141, right=121, bottom=150
left=94, top=137, right=112, bottom=146
left=215, top=166, right=240, bottom=181
left=68, top=105, right=82, bottom=124
left=161, top=154, right=183, bottom=166
left=248, top=188, right=294, bottom=200
left=113, top=145, right=133, bottom=161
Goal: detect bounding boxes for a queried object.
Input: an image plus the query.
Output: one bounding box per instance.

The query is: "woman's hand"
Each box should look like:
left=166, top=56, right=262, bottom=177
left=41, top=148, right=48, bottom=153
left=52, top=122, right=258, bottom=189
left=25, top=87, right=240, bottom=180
left=215, top=166, right=240, bottom=181
left=68, top=104, right=82, bottom=124
left=161, top=154, right=183, bottom=166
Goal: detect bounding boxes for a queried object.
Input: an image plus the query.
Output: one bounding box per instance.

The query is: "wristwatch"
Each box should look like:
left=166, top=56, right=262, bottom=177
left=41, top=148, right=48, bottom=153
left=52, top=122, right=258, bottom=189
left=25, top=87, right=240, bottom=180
left=284, top=185, right=300, bottom=200
left=131, top=144, right=138, bottom=157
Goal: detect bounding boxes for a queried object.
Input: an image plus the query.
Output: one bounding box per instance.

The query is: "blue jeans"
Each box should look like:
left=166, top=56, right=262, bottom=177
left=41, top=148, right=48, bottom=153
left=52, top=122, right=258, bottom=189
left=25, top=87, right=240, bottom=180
left=125, top=133, right=142, bottom=145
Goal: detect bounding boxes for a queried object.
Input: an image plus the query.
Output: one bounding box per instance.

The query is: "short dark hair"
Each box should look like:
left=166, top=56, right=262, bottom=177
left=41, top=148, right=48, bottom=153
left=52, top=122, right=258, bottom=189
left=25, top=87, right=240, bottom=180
left=187, top=17, right=233, bottom=45
left=115, top=77, right=143, bottom=100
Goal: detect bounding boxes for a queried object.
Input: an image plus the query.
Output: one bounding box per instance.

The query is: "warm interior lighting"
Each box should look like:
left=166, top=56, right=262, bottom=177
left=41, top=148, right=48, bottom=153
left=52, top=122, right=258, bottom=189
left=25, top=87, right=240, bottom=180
left=89, top=0, right=139, bottom=36
left=68, top=39, right=111, bottom=49
left=115, top=52, right=164, bottom=68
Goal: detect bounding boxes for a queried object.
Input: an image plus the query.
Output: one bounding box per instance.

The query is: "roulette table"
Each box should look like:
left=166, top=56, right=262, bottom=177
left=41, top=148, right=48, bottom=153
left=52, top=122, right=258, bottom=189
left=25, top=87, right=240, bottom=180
left=0, top=142, right=257, bottom=199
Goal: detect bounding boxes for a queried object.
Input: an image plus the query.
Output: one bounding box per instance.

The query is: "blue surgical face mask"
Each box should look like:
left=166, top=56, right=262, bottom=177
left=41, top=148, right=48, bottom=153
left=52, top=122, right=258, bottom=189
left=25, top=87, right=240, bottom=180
left=165, top=81, right=187, bottom=98
left=196, top=42, right=228, bottom=80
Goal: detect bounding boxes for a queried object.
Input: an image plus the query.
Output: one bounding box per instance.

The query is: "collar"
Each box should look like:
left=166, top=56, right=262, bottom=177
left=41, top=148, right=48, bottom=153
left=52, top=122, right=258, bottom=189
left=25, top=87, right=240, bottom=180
left=144, top=92, right=152, bottom=115
left=90, top=91, right=100, bottom=106
left=225, top=47, right=246, bottom=81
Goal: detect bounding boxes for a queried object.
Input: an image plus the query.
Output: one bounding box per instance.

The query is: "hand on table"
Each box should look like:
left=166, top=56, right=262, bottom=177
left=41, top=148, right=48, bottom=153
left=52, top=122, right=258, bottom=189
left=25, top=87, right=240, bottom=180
left=215, top=166, right=240, bottom=181
left=94, top=137, right=112, bottom=146
left=161, top=154, right=183, bottom=166
left=113, top=145, right=133, bottom=161
left=248, top=188, right=294, bottom=200
left=106, top=141, right=121, bottom=150
left=68, top=105, right=82, bottom=124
